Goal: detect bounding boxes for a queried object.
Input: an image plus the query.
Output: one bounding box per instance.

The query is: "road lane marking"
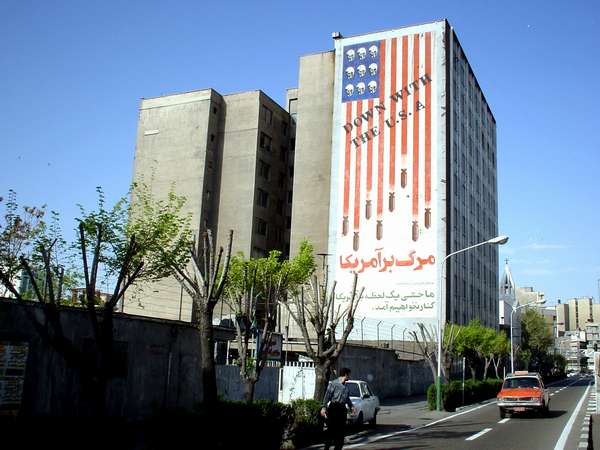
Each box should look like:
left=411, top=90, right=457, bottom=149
left=345, top=399, right=498, bottom=448
left=553, top=382, right=591, bottom=450
left=465, top=428, right=492, bottom=441
left=498, top=418, right=510, bottom=424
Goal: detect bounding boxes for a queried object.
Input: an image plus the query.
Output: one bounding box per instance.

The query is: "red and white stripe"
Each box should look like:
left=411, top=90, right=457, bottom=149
left=339, top=32, right=434, bottom=249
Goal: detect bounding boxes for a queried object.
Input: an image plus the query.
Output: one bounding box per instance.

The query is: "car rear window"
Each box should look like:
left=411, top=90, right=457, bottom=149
left=503, top=377, right=540, bottom=389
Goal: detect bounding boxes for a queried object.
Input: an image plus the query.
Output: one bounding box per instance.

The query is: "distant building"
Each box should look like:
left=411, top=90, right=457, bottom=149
left=125, top=89, right=295, bottom=321
left=555, top=296, right=598, bottom=333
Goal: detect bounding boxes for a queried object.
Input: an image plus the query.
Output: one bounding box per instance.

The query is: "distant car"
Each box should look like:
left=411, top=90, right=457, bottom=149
left=497, top=371, right=550, bottom=418
left=345, top=380, right=380, bottom=426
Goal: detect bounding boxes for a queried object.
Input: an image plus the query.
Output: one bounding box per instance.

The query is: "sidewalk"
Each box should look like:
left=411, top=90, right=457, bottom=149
left=300, top=394, right=456, bottom=449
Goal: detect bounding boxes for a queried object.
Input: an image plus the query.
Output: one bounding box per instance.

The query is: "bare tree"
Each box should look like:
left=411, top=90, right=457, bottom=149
left=410, top=322, right=461, bottom=384
left=0, top=223, right=144, bottom=415
left=281, top=271, right=364, bottom=402
left=171, top=229, right=233, bottom=405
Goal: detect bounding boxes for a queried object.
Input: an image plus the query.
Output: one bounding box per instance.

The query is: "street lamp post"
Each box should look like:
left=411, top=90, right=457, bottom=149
left=510, top=298, right=546, bottom=373
left=436, top=235, right=509, bottom=411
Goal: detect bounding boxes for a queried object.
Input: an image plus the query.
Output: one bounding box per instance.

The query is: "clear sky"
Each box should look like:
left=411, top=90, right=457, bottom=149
left=1, top=0, right=599, bottom=306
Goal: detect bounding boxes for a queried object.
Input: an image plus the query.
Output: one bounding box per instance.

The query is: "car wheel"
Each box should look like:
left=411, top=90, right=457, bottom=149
left=499, top=408, right=506, bottom=419
left=368, top=411, right=377, bottom=428
left=356, top=412, right=364, bottom=427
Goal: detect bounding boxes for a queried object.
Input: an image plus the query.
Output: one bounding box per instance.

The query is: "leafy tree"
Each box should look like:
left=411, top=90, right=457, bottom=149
left=0, top=190, right=46, bottom=297
left=453, top=321, right=482, bottom=380
left=170, top=228, right=233, bottom=405
left=520, top=308, right=553, bottom=372
left=0, top=184, right=192, bottom=415
left=490, top=331, right=510, bottom=379
left=224, top=243, right=314, bottom=403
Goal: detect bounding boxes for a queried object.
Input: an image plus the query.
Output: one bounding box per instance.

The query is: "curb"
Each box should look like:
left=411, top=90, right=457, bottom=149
left=455, top=397, right=497, bottom=412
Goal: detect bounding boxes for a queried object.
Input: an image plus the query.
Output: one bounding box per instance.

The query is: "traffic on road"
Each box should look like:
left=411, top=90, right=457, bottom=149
left=343, top=374, right=595, bottom=450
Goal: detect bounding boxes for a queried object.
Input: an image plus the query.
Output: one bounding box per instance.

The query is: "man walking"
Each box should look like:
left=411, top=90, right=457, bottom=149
left=320, top=367, right=356, bottom=450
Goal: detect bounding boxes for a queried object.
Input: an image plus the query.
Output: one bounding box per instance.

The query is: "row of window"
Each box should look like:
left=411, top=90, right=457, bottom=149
left=257, top=188, right=287, bottom=215
left=255, top=217, right=290, bottom=239
left=261, top=105, right=290, bottom=136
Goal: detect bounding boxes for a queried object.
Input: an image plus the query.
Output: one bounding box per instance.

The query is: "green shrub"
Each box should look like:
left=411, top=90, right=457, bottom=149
left=427, top=378, right=503, bottom=412
left=145, top=400, right=292, bottom=450
left=290, top=399, right=324, bottom=448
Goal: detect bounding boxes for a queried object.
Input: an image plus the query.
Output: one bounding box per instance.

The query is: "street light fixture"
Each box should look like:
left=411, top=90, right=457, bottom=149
left=510, top=297, right=546, bottom=373
left=436, top=235, right=509, bottom=411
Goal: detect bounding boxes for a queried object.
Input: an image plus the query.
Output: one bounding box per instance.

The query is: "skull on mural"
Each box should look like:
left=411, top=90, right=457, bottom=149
left=368, top=63, right=377, bottom=76
left=356, top=82, right=366, bottom=95
left=357, top=64, right=366, bottom=77
left=345, top=67, right=355, bottom=79
left=345, top=84, right=355, bottom=97
left=368, top=80, right=377, bottom=94
left=369, top=45, right=378, bottom=58
left=357, top=47, right=367, bottom=60
left=346, top=49, right=356, bottom=62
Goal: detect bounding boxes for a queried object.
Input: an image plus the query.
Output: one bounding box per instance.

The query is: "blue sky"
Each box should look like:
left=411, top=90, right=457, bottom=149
left=1, top=0, right=599, bottom=305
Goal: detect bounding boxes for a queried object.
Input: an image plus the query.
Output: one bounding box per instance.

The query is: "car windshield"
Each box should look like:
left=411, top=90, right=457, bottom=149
left=346, top=382, right=361, bottom=397
left=503, top=377, right=540, bottom=389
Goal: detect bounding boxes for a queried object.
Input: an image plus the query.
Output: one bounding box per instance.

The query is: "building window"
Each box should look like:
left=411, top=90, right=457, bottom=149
left=252, top=246, right=266, bottom=258
left=278, top=172, right=286, bottom=188
left=280, top=146, right=287, bottom=162
left=258, top=160, right=271, bottom=180
left=260, top=132, right=272, bottom=151
left=256, top=218, right=267, bottom=236
left=276, top=199, right=284, bottom=215
left=210, top=134, right=215, bottom=142
left=262, top=105, right=273, bottom=125
left=287, top=190, right=293, bottom=203
left=257, top=188, right=268, bottom=208
left=282, top=121, right=288, bottom=136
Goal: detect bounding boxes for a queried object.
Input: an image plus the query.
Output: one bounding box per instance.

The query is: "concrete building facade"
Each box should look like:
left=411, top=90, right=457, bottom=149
left=289, top=20, right=498, bottom=330
left=125, top=89, right=294, bottom=321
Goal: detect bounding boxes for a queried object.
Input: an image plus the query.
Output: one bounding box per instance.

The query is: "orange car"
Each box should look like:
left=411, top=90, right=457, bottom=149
left=497, top=371, right=550, bottom=418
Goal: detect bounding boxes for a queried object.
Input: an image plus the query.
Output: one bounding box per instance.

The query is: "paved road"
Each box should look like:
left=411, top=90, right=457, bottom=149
left=346, top=376, right=594, bottom=450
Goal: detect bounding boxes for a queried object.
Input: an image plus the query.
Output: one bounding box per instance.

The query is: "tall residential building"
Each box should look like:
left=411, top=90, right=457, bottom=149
left=289, top=19, right=498, bottom=337
left=556, top=300, right=569, bottom=336
left=125, top=89, right=294, bottom=320
left=566, top=296, right=597, bottom=331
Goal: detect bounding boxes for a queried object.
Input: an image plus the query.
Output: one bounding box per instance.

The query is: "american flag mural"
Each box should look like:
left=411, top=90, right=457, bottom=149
left=330, top=24, right=447, bottom=325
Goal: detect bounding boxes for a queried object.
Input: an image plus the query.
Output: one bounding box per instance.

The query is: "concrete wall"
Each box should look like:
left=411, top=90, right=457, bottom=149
left=0, top=299, right=242, bottom=418
left=0, top=298, right=437, bottom=420
left=217, top=365, right=279, bottom=402
left=337, top=344, right=433, bottom=398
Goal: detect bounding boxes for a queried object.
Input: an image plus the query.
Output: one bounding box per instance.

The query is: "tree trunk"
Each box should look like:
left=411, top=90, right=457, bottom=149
left=243, top=378, right=256, bottom=403
left=313, top=363, right=331, bottom=403
left=199, top=307, right=217, bottom=405
left=483, top=358, right=490, bottom=380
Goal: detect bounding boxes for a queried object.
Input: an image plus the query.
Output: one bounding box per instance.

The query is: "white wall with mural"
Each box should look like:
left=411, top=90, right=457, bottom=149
left=328, top=21, right=448, bottom=339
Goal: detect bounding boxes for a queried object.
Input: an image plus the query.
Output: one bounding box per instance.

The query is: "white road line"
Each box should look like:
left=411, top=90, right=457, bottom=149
left=553, top=383, right=592, bottom=450
left=498, top=418, right=510, bottom=424
left=465, top=428, right=492, bottom=441
left=345, top=399, right=498, bottom=448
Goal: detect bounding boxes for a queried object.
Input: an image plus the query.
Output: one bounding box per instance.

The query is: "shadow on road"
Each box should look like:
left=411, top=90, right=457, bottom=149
left=506, top=409, right=567, bottom=419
